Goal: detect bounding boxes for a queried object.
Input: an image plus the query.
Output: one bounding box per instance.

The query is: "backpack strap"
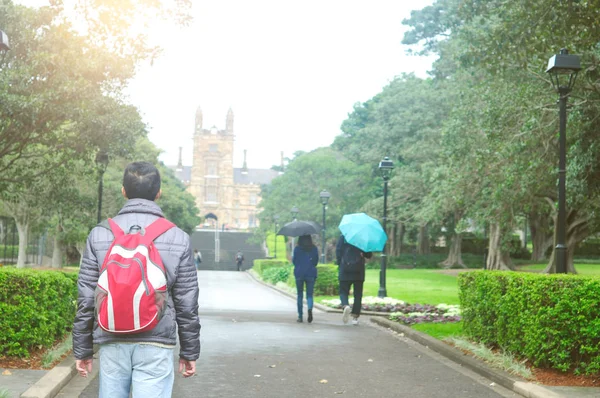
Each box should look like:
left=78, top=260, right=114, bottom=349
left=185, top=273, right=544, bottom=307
left=142, top=218, right=175, bottom=243
left=107, top=218, right=125, bottom=239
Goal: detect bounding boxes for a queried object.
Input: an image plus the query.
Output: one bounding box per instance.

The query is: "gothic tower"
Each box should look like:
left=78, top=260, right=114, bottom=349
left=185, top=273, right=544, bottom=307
left=189, top=108, right=235, bottom=223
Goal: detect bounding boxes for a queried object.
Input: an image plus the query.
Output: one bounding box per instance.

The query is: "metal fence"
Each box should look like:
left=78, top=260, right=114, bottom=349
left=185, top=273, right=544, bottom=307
left=0, top=216, right=53, bottom=266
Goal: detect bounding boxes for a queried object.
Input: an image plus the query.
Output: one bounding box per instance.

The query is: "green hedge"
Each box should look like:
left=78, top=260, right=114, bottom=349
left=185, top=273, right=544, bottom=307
left=0, top=268, right=78, bottom=357
left=287, top=264, right=339, bottom=295
left=253, top=259, right=290, bottom=275
left=262, top=266, right=292, bottom=284
left=459, top=271, right=600, bottom=374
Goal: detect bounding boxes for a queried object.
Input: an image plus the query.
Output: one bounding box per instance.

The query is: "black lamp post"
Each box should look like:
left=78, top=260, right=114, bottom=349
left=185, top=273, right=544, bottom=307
left=95, top=150, right=109, bottom=223
left=0, top=30, right=9, bottom=51
left=378, top=156, right=394, bottom=298
left=546, top=48, right=581, bottom=274
left=319, top=190, right=331, bottom=263
left=273, top=215, right=280, bottom=259
left=290, top=206, right=299, bottom=250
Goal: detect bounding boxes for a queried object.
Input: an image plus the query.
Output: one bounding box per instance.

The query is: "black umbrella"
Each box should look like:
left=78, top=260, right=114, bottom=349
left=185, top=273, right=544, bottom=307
left=277, top=220, right=321, bottom=237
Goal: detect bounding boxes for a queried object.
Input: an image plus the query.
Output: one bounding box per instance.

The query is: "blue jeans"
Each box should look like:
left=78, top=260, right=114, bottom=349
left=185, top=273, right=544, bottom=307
left=99, top=343, right=174, bottom=398
left=295, top=276, right=315, bottom=318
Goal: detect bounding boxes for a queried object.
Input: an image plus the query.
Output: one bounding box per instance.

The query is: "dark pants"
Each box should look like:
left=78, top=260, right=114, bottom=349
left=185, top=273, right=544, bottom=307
left=237, top=261, right=242, bottom=271
left=295, top=277, right=315, bottom=318
left=339, top=280, right=364, bottom=317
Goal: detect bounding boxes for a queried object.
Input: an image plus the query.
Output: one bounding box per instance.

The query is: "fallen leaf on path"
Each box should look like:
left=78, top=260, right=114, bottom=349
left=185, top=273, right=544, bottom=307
left=399, top=333, right=405, bottom=337
left=2, top=370, right=11, bottom=376
left=334, top=391, right=345, bottom=394
left=269, top=365, right=276, bottom=368
left=490, top=382, right=496, bottom=387
left=319, top=379, right=328, bottom=384
left=254, top=375, right=261, bottom=378
left=367, top=359, right=373, bottom=362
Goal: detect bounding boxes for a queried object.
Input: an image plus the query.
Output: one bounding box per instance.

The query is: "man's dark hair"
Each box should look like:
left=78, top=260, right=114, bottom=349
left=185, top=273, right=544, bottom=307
left=123, top=162, right=161, bottom=201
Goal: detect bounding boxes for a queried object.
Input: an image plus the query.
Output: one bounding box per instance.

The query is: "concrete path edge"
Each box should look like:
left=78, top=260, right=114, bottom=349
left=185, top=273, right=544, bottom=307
left=19, top=357, right=76, bottom=398
left=370, top=317, right=565, bottom=398
left=246, top=271, right=565, bottom=398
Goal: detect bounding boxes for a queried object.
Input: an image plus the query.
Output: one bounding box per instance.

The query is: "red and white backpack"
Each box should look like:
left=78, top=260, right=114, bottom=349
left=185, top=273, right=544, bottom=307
left=95, top=218, right=174, bottom=334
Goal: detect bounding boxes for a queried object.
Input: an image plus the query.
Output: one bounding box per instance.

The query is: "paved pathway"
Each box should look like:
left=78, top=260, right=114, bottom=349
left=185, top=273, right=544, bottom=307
left=64, top=271, right=518, bottom=397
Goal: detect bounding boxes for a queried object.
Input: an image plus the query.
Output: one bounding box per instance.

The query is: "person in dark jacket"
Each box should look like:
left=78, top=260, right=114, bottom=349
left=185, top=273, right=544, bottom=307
left=336, top=235, right=372, bottom=325
left=73, top=162, right=201, bottom=397
left=293, top=235, right=319, bottom=323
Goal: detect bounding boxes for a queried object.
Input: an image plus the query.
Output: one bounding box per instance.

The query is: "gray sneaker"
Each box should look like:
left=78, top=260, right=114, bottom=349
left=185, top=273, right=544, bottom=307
left=342, top=305, right=351, bottom=324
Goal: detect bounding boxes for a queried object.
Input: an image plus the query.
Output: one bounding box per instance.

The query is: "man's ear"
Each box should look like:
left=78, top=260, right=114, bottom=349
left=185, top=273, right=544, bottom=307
left=122, top=187, right=128, bottom=199
left=155, top=189, right=162, bottom=201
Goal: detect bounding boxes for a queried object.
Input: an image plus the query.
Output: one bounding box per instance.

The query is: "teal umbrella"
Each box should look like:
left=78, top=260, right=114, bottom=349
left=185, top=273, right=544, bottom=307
left=338, top=213, right=387, bottom=252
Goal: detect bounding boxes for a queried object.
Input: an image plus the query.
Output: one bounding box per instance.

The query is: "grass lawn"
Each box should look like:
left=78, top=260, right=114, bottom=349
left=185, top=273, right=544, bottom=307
left=517, top=263, right=600, bottom=275
left=412, top=322, right=463, bottom=340
left=316, top=269, right=461, bottom=305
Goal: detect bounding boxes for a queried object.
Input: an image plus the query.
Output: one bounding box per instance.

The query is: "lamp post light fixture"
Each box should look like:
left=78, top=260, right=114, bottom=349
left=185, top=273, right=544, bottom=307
left=319, top=190, right=331, bottom=263
left=546, top=48, right=581, bottom=274
left=273, top=215, right=280, bottom=259
left=95, top=150, right=109, bottom=223
left=0, top=30, right=9, bottom=52
left=378, top=156, right=394, bottom=298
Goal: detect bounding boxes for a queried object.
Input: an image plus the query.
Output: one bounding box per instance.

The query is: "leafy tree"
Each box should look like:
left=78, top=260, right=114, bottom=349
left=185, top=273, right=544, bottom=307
left=257, top=148, right=377, bottom=255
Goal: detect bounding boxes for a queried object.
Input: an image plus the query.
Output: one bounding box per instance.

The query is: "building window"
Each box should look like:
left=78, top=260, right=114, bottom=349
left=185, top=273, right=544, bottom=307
left=205, top=178, right=218, bottom=202
left=248, top=213, right=256, bottom=227
left=205, top=187, right=217, bottom=202
left=206, top=160, right=218, bottom=176
left=209, top=144, right=218, bottom=152
left=249, top=194, right=257, bottom=205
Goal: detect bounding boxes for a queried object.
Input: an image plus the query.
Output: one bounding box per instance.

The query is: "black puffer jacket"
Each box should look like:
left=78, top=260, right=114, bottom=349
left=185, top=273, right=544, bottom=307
left=72, top=199, right=201, bottom=361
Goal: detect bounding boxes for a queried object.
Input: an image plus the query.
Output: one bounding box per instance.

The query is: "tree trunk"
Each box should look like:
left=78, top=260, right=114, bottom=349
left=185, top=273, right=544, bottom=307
left=529, top=210, right=552, bottom=261
left=417, top=224, right=430, bottom=255
left=52, top=235, right=63, bottom=268
left=486, top=223, right=515, bottom=270
left=543, top=210, right=589, bottom=274
left=397, top=223, right=405, bottom=256
left=16, top=221, right=29, bottom=268
left=439, top=233, right=465, bottom=268
left=76, top=242, right=86, bottom=266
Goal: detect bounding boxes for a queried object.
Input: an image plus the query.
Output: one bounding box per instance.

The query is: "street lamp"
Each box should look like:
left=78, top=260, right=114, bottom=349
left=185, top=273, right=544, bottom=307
left=0, top=30, right=9, bottom=52
left=95, top=150, right=109, bottom=223
left=290, top=206, right=299, bottom=250
left=273, top=215, right=280, bottom=259
left=319, top=190, right=331, bottom=263
left=378, top=156, right=394, bottom=298
left=546, top=48, right=581, bottom=274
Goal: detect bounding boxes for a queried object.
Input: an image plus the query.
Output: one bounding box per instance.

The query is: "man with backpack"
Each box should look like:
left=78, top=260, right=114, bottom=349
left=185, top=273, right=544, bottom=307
left=235, top=251, right=244, bottom=271
left=336, top=235, right=372, bottom=325
left=73, top=162, right=201, bottom=398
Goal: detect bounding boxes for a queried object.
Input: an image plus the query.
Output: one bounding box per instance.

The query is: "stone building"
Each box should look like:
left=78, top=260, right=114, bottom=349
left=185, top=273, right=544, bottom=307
left=170, top=107, right=280, bottom=230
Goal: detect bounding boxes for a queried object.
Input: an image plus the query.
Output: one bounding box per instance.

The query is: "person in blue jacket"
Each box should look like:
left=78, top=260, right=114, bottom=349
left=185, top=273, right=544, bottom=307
left=293, top=235, right=319, bottom=323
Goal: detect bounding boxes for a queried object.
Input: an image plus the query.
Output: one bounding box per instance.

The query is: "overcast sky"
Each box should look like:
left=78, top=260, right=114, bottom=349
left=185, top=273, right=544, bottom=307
left=18, top=0, right=436, bottom=169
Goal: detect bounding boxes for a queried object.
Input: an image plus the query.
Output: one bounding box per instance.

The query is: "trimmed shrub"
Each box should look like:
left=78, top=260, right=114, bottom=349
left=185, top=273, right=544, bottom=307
left=253, top=259, right=290, bottom=276
left=262, top=266, right=292, bottom=285
left=0, top=268, right=78, bottom=357
left=314, top=264, right=339, bottom=295
left=287, top=264, right=339, bottom=295
left=459, top=271, right=600, bottom=374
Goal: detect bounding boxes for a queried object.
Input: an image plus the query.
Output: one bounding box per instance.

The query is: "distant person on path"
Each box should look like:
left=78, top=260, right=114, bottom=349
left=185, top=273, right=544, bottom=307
left=336, top=235, right=372, bottom=326
left=292, top=235, right=319, bottom=323
left=194, top=249, right=202, bottom=269
left=73, top=161, right=201, bottom=398
left=236, top=251, right=244, bottom=271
